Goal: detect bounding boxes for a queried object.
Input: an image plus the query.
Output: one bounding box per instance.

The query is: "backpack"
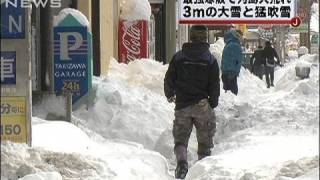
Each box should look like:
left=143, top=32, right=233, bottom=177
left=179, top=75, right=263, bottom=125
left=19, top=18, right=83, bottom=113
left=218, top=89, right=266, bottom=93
left=266, top=57, right=276, bottom=67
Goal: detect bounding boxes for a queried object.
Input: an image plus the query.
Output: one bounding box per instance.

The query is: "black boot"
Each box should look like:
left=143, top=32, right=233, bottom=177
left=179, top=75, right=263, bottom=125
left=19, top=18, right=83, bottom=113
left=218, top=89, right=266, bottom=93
left=174, top=144, right=188, bottom=179
left=198, top=143, right=211, bottom=160
left=175, top=160, right=188, bottom=179
left=174, top=144, right=187, bottom=162
left=198, top=154, right=208, bottom=160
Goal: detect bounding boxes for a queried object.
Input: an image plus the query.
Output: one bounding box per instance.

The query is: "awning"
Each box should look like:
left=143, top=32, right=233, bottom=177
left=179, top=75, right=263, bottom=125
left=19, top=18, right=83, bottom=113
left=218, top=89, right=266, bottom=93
left=244, top=31, right=260, bottom=40
left=149, top=0, right=164, bottom=3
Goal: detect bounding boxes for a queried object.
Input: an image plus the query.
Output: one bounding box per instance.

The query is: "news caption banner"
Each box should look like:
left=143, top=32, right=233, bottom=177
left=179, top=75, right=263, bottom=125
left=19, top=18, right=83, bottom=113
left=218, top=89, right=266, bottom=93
left=1, top=1, right=32, bottom=145
left=53, top=10, right=92, bottom=109
left=179, top=0, right=300, bottom=26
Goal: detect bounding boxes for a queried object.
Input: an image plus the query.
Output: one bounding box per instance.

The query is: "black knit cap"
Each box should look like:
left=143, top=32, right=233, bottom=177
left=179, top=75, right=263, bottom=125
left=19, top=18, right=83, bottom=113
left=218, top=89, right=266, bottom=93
left=265, top=41, right=271, bottom=47
left=190, top=25, right=208, bottom=43
left=190, top=25, right=208, bottom=31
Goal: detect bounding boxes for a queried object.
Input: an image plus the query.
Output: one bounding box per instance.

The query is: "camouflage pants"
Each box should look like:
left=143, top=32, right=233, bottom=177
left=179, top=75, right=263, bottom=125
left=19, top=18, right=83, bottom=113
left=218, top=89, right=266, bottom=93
left=173, top=99, right=216, bottom=156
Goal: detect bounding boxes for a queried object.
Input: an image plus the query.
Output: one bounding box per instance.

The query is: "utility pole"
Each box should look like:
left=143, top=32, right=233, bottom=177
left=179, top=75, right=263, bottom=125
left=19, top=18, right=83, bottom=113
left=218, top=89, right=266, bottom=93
left=165, top=0, right=176, bottom=63
left=299, top=0, right=312, bottom=51
left=298, top=0, right=306, bottom=47
left=307, top=0, right=314, bottom=52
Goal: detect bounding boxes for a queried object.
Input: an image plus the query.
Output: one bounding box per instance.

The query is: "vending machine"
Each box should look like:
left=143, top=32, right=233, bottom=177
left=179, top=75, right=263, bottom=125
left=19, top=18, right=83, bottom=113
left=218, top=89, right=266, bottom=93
left=118, top=20, right=149, bottom=63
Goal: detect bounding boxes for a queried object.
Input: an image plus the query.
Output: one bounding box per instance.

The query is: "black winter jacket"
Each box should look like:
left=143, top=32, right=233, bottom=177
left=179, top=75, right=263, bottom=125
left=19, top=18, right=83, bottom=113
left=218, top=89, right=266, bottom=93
left=164, top=42, right=220, bottom=110
left=262, top=46, right=280, bottom=66
left=250, top=49, right=264, bottom=67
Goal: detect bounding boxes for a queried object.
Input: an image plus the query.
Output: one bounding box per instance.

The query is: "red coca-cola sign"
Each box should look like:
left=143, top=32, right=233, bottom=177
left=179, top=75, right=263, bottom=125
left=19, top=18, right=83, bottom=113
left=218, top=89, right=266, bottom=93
left=119, top=20, right=148, bottom=63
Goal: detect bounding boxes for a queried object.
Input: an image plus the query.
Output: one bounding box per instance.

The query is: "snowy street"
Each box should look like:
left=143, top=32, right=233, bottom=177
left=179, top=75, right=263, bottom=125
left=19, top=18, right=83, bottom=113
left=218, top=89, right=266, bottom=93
left=1, top=50, right=319, bottom=179
left=1, top=0, right=319, bottom=179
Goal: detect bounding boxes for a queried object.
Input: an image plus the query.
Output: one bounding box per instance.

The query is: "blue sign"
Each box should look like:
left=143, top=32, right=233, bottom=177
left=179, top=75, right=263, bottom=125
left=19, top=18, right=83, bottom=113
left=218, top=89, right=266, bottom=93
left=0, top=51, right=16, bottom=85
left=0, top=1, right=25, bottom=39
left=54, top=26, right=89, bottom=104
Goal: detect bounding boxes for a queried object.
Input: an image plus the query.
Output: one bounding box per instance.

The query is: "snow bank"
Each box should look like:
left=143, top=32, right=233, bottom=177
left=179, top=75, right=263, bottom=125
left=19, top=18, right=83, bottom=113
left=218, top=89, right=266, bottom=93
left=1, top=140, right=116, bottom=180
left=186, top=155, right=319, bottom=180
left=275, top=54, right=319, bottom=97
left=210, top=38, right=225, bottom=66
left=298, top=46, right=309, bottom=56
left=32, top=95, right=67, bottom=120
left=32, top=119, right=95, bottom=153
left=2, top=118, right=172, bottom=180
left=73, top=59, right=173, bottom=150
left=288, top=50, right=298, bottom=59
left=120, top=0, right=151, bottom=21
left=54, top=8, right=89, bottom=27
left=276, top=157, right=319, bottom=179
left=292, top=168, right=319, bottom=180
left=300, top=54, right=319, bottom=64
left=108, top=58, right=168, bottom=95
left=19, top=172, right=62, bottom=180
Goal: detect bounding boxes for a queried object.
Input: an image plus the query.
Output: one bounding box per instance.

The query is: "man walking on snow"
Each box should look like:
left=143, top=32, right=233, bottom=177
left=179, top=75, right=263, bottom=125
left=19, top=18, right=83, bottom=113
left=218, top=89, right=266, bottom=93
left=262, top=41, right=281, bottom=88
left=250, top=45, right=264, bottom=80
left=164, top=25, right=220, bottom=179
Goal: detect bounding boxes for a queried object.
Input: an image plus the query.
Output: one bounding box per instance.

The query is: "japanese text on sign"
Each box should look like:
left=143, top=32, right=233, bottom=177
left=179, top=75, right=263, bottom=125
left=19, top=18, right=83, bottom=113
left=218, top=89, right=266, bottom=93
left=1, top=97, right=27, bottom=143
left=1, top=52, right=16, bottom=85
left=179, top=0, right=295, bottom=24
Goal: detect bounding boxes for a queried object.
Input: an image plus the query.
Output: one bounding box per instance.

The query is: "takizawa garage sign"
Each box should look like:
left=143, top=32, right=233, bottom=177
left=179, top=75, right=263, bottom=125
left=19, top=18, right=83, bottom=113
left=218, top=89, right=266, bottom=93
left=53, top=9, right=92, bottom=107
left=54, top=26, right=89, bottom=105
left=179, top=0, right=296, bottom=25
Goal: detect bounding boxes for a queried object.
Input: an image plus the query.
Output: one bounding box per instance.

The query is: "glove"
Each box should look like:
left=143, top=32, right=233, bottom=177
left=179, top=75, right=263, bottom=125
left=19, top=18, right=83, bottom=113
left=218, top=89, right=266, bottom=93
left=167, top=96, right=176, bottom=103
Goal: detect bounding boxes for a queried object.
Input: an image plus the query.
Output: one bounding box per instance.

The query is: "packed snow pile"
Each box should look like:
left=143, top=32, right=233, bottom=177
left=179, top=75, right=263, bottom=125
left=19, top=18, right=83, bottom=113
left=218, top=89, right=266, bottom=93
left=19, top=172, right=62, bottom=180
left=32, top=95, right=68, bottom=120
left=1, top=118, right=171, bottom=180
left=286, top=34, right=299, bottom=51
left=73, top=59, right=173, bottom=150
left=298, top=46, right=309, bottom=56
left=276, top=156, right=319, bottom=179
left=210, top=38, right=225, bottom=65
left=120, top=0, right=151, bottom=21
left=107, top=58, right=168, bottom=95
left=32, top=118, right=95, bottom=154
left=276, top=54, right=318, bottom=95
left=1, top=141, right=107, bottom=180
left=288, top=50, right=298, bottom=59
